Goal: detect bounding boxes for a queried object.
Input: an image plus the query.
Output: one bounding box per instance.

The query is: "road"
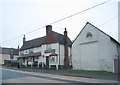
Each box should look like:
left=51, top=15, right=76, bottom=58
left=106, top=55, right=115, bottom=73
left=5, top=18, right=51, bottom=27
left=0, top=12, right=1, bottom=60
left=0, top=68, right=119, bottom=84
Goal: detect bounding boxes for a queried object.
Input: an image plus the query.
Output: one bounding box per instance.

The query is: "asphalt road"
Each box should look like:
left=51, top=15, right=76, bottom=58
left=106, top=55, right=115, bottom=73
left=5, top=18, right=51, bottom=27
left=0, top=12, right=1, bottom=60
left=0, top=68, right=119, bottom=84
left=1, top=68, right=69, bottom=83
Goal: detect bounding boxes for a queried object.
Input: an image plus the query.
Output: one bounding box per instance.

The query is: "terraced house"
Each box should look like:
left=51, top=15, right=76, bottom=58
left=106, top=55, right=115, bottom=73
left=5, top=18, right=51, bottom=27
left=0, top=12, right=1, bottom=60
left=18, top=25, right=72, bottom=70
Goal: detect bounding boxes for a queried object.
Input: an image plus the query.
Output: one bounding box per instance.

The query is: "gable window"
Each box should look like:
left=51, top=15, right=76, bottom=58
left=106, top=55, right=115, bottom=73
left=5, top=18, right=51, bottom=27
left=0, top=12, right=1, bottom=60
left=46, top=44, right=52, bottom=50
left=86, top=32, right=92, bottom=37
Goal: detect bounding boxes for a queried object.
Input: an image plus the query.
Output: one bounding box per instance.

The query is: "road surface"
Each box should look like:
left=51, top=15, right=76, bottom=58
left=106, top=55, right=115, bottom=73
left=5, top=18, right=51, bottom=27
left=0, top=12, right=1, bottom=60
left=0, top=68, right=119, bottom=84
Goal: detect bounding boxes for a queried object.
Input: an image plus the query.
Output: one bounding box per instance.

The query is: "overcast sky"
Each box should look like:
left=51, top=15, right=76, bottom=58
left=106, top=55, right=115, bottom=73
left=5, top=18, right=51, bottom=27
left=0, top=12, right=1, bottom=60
left=1, top=0, right=119, bottom=48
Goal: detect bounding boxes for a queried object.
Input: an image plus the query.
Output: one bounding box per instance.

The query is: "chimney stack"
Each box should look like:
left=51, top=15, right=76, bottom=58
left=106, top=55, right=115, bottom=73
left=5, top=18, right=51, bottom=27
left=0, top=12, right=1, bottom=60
left=64, top=28, right=69, bottom=68
left=46, top=25, right=52, bottom=36
left=18, top=45, right=19, bottom=50
left=23, top=35, right=26, bottom=44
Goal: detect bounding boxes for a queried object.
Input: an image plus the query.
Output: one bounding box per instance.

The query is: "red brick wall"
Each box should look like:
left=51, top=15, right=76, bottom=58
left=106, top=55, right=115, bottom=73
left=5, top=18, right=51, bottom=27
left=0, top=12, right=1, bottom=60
left=114, top=59, right=120, bottom=73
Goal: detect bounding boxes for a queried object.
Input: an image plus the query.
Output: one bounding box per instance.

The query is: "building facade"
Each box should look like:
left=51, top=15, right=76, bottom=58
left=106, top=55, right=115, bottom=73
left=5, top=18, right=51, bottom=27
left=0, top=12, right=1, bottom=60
left=118, top=1, right=120, bottom=43
left=72, top=22, right=120, bottom=73
left=0, top=47, right=19, bottom=64
left=19, top=25, right=72, bottom=70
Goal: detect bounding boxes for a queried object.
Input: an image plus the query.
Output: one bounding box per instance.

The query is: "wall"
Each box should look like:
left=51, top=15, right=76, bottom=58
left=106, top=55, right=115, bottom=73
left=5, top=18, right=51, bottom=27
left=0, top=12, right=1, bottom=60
left=72, top=23, right=118, bottom=72
left=41, top=43, right=60, bottom=66
left=19, top=46, right=41, bottom=55
left=0, top=54, right=10, bottom=64
left=98, top=31, right=118, bottom=72
left=41, top=43, right=72, bottom=66
left=72, top=23, right=99, bottom=70
left=13, top=55, right=19, bottom=60
left=19, top=42, right=72, bottom=67
left=34, top=46, right=41, bottom=53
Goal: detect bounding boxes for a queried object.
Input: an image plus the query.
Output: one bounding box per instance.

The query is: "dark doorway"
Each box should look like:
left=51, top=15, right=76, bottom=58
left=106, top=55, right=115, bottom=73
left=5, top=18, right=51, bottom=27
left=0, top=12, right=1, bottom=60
left=46, top=56, right=49, bottom=68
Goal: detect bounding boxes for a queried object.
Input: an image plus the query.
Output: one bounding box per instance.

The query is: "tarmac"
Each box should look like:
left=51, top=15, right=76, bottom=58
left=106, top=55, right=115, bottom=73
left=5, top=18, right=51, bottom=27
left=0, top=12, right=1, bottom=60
left=2, top=65, right=119, bottom=81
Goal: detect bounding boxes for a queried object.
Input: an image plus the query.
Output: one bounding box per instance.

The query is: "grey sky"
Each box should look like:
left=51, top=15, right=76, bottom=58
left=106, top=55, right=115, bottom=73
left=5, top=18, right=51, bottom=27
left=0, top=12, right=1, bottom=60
left=1, top=0, right=119, bottom=48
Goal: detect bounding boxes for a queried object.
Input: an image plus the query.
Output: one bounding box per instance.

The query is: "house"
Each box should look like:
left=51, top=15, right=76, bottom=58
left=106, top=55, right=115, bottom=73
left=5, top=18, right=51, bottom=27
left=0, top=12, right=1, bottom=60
left=18, top=25, right=72, bottom=70
left=0, top=47, right=19, bottom=65
left=72, top=22, right=120, bottom=73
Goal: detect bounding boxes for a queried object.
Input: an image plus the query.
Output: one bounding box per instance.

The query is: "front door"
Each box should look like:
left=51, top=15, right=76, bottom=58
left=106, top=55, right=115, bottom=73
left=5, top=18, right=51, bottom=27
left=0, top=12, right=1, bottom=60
left=46, top=56, right=49, bottom=68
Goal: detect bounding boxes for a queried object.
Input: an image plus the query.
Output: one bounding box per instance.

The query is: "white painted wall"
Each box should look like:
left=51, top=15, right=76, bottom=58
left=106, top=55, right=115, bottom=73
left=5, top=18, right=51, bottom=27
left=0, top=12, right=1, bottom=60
left=98, top=30, right=118, bottom=72
left=34, top=46, right=41, bottom=53
left=79, top=42, right=99, bottom=70
left=42, top=43, right=59, bottom=66
left=72, top=23, right=99, bottom=70
left=59, top=44, right=64, bottom=65
left=72, top=23, right=119, bottom=72
left=19, top=42, right=72, bottom=68
left=19, top=46, right=41, bottom=55
left=42, top=43, right=72, bottom=66
left=68, top=47, right=72, bottom=65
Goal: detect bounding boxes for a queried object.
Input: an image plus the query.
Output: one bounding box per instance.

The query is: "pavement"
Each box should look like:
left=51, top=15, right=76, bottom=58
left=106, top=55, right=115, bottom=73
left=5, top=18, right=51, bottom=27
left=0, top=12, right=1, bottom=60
left=2, top=65, right=119, bottom=81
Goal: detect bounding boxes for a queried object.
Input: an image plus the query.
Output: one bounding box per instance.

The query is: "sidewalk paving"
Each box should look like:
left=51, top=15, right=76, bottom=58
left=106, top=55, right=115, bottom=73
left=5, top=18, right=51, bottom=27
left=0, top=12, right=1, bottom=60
left=2, top=66, right=119, bottom=81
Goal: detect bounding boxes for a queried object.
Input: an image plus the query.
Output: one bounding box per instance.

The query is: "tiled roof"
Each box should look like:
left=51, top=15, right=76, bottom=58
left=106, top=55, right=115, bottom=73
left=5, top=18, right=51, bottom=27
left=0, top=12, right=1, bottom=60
left=20, top=31, right=72, bottom=51
left=20, top=36, right=46, bottom=50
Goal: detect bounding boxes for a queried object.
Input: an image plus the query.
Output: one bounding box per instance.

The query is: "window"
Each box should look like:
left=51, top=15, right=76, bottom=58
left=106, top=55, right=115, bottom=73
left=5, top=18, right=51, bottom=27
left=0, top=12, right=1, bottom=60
left=29, top=48, right=34, bottom=53
left=10, top=49, right=14, bottom=55
left=25, top=50, right=28, bottom=54
left=46, top=44, right=52, bottom=50
left=20, top=51, right=24, bottom=55
left=49, top=56, right=57, bottom=62
left=86, top=32, right=92, bottom=37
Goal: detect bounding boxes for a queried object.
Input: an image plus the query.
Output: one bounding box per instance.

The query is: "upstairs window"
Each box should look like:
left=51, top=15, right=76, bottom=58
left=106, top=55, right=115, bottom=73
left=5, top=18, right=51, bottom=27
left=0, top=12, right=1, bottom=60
left=20, top=51, right=24, bottom=55
left=29, top=48, right=34, bottom=54
left=25, top=50, right=28, bottom=54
